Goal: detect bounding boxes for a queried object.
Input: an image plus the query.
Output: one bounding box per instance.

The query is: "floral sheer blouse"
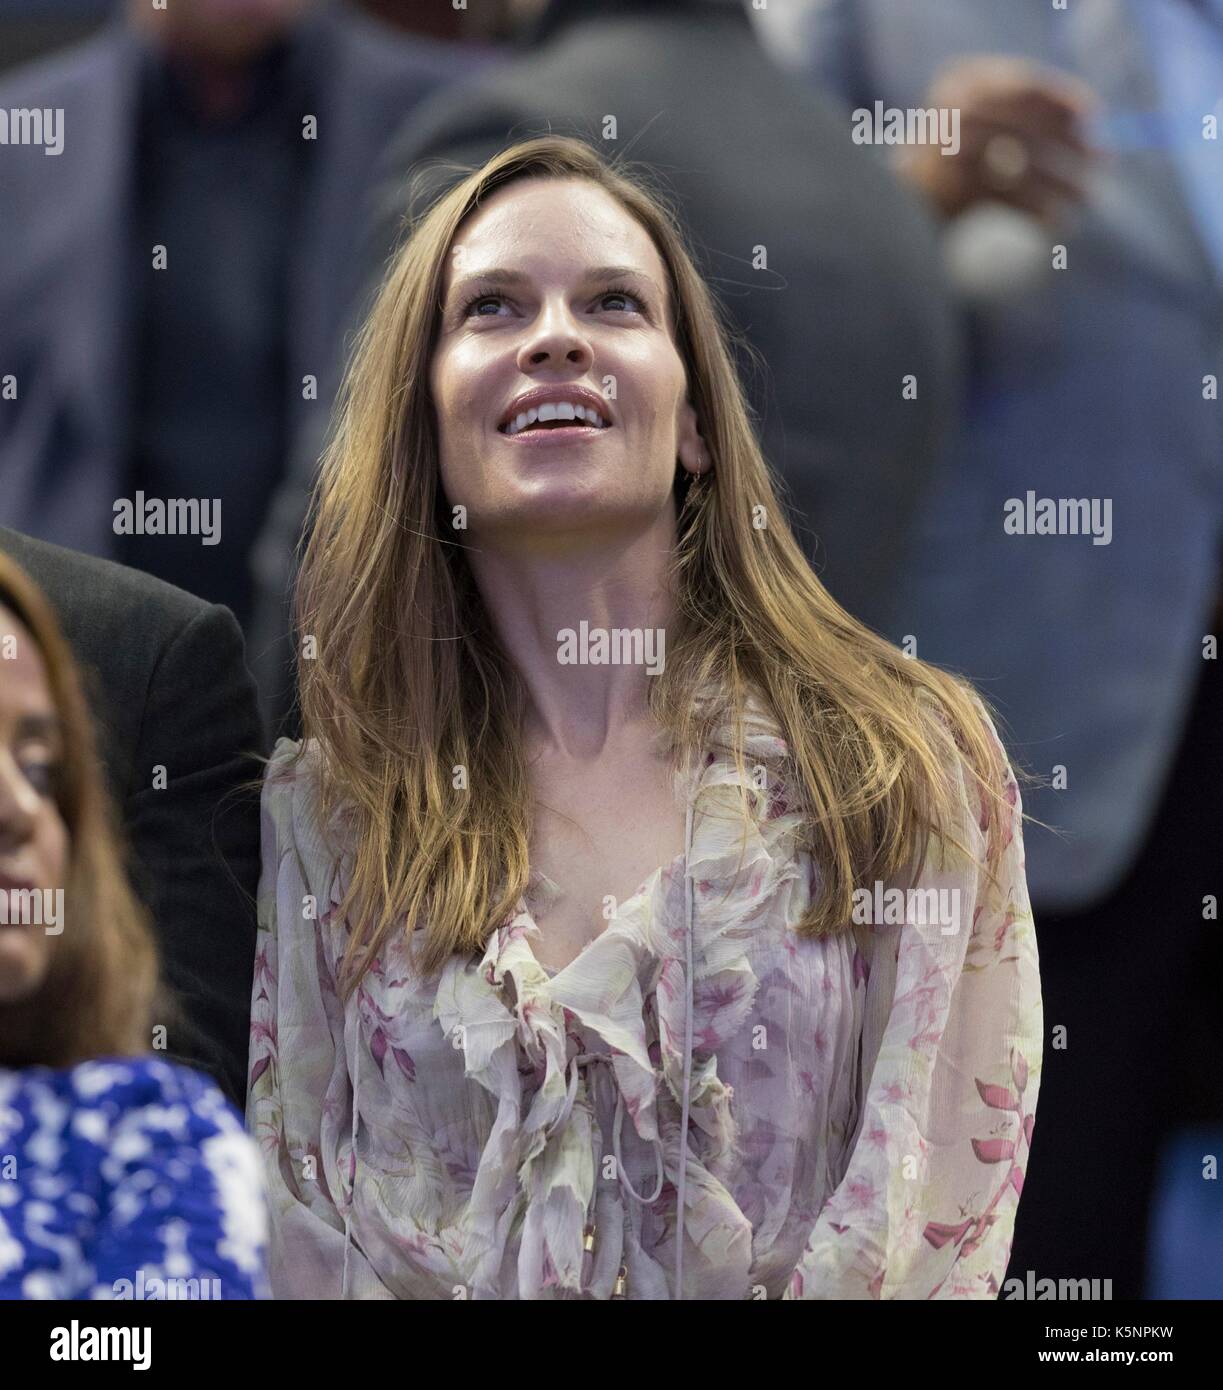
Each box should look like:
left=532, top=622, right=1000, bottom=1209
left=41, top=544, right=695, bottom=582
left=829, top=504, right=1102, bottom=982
left=247, top=694, right=1041, bottom=1299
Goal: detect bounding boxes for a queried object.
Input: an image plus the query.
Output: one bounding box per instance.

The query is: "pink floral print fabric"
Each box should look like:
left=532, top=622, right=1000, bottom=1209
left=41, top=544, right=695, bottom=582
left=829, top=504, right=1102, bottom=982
left=247, top=694, right=1041, bottom=1298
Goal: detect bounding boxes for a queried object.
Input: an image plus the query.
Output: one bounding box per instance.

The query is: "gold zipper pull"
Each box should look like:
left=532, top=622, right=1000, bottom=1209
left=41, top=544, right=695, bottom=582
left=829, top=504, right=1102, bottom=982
left=582, top=1223, right=597, bottom=1253
left=612, top=1263, right=628, bottom=1298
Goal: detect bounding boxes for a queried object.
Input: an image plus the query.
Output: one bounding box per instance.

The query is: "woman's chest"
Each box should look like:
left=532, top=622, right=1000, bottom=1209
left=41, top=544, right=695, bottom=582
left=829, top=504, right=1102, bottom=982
left=348, top=922, right=868, bottom=1303
left=525, top=755, right=688, bottom=973
left=353, top=908, right=863, bottom=1162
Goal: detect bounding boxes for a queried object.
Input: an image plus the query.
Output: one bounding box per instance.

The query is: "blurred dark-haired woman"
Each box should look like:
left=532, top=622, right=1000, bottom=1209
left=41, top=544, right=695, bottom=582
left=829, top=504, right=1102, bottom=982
left=0, top=552, right=267, bottom=1300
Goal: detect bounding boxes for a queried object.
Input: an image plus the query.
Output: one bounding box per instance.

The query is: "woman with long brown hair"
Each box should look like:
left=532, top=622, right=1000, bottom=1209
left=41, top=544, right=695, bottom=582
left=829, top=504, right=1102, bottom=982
left=0, top=552, right=267, bottom=1299
left=249, top=134, right=1041, bottom=1299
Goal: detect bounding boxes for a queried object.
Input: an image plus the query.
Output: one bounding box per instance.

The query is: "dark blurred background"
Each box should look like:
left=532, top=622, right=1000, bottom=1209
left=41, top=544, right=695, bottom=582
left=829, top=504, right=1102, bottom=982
left=0, top=0, right=504, bottom=70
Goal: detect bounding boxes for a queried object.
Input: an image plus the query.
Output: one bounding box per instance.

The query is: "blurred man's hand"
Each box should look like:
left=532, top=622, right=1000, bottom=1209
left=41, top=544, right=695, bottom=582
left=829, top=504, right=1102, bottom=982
left=895, top=55, right=1098, bottom=222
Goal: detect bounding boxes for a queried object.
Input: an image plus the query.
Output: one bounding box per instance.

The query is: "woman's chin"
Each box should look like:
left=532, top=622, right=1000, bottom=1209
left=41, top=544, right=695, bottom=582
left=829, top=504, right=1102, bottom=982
left=0, top=931, right=47, bottom=1004
left=476, top=488, right=667, bottom=543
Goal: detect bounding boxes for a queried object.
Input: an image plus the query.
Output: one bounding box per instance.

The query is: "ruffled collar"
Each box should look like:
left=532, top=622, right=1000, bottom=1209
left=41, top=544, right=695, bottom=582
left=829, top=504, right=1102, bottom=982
left=430, top=687, right=813, bottom=1298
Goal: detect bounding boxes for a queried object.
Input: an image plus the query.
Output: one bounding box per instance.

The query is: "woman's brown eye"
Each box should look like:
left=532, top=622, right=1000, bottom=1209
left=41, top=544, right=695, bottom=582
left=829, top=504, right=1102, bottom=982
left=20, top=757, right=56, bottom=796
left=595, top=287, right=646, bottom=315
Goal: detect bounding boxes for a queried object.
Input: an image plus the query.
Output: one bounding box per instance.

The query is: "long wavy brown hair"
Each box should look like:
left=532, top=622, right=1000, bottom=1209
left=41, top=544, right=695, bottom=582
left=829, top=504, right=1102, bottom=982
left=291, top=134, right=1020, bottom=994
left=0, top=553, right=158, bottom=1067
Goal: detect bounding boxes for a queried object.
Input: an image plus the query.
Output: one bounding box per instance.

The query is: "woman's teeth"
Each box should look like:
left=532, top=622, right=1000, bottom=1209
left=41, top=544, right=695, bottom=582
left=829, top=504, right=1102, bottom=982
left=503, top=402, right=611, bottom=435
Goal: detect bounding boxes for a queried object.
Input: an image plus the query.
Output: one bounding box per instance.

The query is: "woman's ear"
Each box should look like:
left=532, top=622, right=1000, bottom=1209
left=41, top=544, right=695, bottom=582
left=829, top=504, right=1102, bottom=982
left=676, top=399, right=710, bottom=476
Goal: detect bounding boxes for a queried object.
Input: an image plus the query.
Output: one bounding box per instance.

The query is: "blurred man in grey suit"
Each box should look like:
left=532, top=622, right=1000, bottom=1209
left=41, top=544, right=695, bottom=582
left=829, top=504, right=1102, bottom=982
left=0, top=0, right=490, bottom=639
left=754, top=0, right=1223, bottom=1297
left=248, top=0, right=963, bottom=737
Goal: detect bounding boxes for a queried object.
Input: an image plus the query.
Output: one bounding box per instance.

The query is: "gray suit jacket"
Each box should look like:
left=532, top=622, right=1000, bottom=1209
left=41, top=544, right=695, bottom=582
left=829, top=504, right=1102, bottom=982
left=250, top=0, right=962, bottom=737
left=754, top=0, right=1223, bottom=906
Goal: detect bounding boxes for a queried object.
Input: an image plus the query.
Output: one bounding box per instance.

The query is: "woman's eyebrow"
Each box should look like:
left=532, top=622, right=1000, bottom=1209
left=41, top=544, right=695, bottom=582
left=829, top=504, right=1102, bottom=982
left=447, top=264, right=663, bottom=301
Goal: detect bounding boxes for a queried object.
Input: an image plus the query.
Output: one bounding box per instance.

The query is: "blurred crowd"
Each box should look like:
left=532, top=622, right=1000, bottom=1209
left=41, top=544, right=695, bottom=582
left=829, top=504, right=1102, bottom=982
left=0, top=0, right=1220, bottom=1299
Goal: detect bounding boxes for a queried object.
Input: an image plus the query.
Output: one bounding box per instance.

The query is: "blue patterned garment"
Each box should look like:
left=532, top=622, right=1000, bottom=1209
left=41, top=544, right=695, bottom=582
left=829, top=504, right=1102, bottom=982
left=0, top=1057, right=268, bottom=1299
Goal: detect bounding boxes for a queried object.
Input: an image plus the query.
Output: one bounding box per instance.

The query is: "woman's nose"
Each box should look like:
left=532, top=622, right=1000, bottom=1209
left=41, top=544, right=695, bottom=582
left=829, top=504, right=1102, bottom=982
left=0, top=749, right=39, bottom=851
left=517, top=303, right=594, bottom=369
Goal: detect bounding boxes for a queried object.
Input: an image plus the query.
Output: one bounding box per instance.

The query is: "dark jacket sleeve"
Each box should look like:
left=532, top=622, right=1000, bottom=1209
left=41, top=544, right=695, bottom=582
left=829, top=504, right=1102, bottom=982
left=123, top=602, right=265, bottom=1109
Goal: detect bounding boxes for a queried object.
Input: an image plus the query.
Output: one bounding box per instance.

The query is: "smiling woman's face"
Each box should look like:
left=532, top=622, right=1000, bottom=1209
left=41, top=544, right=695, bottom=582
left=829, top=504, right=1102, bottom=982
left=0, top=604, right=67, bottom=1004
left=429, top=177, right=704, bottom=545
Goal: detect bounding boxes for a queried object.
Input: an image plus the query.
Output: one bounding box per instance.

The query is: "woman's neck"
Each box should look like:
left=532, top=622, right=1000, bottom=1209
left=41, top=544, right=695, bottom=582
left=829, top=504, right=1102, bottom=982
left=466, top=513, right=678, bottom=760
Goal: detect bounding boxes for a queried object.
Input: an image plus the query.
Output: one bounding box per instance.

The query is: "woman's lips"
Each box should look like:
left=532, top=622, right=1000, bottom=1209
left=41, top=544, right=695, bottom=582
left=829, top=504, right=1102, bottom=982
left=498, top=425, right=611, bottom=446
left=0, top=874, right=46, bottom=932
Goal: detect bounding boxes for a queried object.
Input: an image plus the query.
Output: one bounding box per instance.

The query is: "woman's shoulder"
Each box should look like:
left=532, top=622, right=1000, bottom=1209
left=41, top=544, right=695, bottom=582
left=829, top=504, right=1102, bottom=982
left=263, top=734, right=319, bottom=796
left=910, top=683, right=1023, bottom=878
left=261, top=735, right=350, bottom=867
left=913, top=683, right=1012, bottom=788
